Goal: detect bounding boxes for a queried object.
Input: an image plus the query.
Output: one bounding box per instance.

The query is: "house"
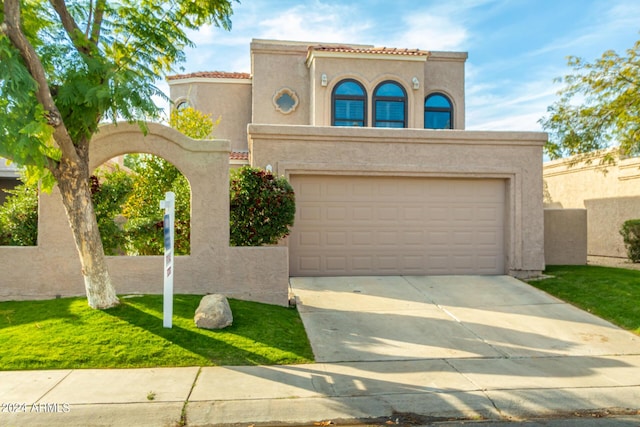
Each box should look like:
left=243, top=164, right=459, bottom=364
left=0, top=158, right=20, bottom=205
left=168, top=39, right=546, bottom=279
left=544, top=152, right=640, bottom=259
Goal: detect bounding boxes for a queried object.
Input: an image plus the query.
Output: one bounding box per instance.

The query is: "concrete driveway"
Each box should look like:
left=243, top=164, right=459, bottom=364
left=290, top=275, right=640, bottom=363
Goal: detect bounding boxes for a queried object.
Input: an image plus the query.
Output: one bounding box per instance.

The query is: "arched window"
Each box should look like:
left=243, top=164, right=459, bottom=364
left=373, top=81, right=407, bottom=128
left=332, top=79, right=367, bottom=127
left=424, top=93, right=453, bottom=129
left=175, top=99, right=190, bottom=111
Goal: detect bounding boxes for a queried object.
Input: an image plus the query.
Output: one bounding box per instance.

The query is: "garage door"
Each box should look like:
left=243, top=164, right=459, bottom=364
left=289, top=175, right=505, bottom=276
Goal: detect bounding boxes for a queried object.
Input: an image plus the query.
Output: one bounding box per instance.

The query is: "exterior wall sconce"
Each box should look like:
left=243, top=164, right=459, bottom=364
left=321, top=73, right=328, bottom=87
left=412, top=77, right=420, bottom=90
left=266, top=164, right=273, bottom=172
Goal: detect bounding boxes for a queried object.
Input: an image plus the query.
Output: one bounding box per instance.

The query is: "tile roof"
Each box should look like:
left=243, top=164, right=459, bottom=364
left=230, top=151, right=249, bottom=161
left=167, top=71, right=251, bottom=81
left=309, top=45, right=430, bottom=57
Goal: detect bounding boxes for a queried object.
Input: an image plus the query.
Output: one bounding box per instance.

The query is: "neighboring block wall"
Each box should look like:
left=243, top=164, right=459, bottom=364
left=0, top=123, right=289, bottom=306
left=544, top=154, right=640, bottom=258
left=544, top=209, right=587, bottom=265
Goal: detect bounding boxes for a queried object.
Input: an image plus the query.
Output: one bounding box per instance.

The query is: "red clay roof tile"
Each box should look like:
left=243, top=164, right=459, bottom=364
left=167, top=71, right=251, bottom=81
left=229, top=151, right=249, bottom=161
left=309, top=45, right=430, bottom=57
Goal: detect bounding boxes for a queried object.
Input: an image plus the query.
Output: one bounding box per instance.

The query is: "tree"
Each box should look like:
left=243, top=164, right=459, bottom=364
left=169, top=106, right=220, bottom=140
left=121, top=154, right=191, bottom=255
left=0, top=0, right=235, bottom=308
left=541, top=38, right=640, bottom=161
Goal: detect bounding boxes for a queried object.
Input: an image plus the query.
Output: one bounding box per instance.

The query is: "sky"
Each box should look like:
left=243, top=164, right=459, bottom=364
left=162, top=0, right=640, bottom=132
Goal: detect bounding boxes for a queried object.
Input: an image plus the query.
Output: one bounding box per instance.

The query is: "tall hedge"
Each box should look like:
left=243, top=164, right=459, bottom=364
left=0, top=182, right=38, bottom=246
left=620, top=219, right=640, bottom=263
left=230, top=166, right=295, bottom=246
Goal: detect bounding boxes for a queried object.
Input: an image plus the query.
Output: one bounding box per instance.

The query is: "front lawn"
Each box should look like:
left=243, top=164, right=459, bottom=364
left=527, top=265, right=640, bottom=335
left=0, top=295, right=314, bottom=370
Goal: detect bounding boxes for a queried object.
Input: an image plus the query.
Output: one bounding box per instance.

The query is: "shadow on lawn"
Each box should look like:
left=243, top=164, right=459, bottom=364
left=104, top=294, right=312, bottom=365
left=0, top=297, right=80, bottom=328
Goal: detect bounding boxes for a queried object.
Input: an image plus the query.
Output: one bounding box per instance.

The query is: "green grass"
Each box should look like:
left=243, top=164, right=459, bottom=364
left=527, top=265, right=640, bottom=335
left=0, top=295, right=314, bottom=370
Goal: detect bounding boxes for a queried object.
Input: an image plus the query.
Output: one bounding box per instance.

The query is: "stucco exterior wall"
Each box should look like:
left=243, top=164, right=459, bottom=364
left=544, top=209, right=588, bottom=265
left=170, top=79, right=252, bottom=153
left=0, top=123, right=289, bottom=306
left=251, top=40, right=310, bottom=126
left=249, top=124, right=546, bottom=277
left=307, top=54, right=426, bottom=128
left=248, top=40, right=467, bottom=130
left=543, top=154, right=640, bottom=258
left=424, top=52, right=467, bottom=129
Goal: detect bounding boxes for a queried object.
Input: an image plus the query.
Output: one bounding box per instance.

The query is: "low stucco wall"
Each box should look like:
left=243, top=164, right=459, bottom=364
left=544, top=209, right=587, bottom=265
left=544, top=154, right=640, bottom=258
left=0, top=123, right=290, bottom=306
left=584, top=197, right=640, bottom=258
left=249, top=124, right=546, bottom=277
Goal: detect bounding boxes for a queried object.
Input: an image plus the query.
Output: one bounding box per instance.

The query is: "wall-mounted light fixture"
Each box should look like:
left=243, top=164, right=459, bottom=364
left=412, top=77, right=420, bottom=90
left=266, top=164, right=273, bottom=172
left=321, top=73, right=328, bottom=87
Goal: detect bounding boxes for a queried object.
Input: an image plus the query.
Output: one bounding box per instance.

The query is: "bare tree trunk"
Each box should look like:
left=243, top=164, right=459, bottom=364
left=56, top=157, right=119, bottom=309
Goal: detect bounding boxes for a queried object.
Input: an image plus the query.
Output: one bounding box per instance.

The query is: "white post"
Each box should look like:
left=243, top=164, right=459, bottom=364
left=160, top=192, right=175, bottom=328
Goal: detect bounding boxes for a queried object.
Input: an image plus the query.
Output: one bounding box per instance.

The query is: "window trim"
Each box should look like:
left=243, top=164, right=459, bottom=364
left=372, top=80, right=407, bottom=128
left=331, top=78, right=367, bottom=127
left=424, top=92, right=453, bottom=129
left=273, top=87, right=299, bottom=115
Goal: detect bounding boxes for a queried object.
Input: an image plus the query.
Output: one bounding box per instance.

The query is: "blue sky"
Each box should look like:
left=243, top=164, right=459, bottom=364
left=163, top=0, right=640, bottom=132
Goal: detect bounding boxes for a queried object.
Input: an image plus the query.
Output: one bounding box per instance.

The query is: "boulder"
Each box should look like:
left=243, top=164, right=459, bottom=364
left=194, top=294, right=233, bottom=329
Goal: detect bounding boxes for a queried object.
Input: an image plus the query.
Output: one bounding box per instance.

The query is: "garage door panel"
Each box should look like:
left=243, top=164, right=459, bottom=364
left=290, top=175, right=505, bottom=276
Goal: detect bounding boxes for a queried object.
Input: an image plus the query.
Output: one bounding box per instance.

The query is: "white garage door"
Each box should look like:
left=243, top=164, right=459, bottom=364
left=289, top=175, right=505, bottom=276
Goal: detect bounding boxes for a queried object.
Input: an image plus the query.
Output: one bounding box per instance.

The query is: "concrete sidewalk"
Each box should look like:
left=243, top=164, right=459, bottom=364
left=1, top=275, right=640, bottom=426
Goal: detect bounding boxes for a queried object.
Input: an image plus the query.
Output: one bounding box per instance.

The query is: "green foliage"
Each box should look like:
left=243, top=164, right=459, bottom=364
left=122, top=155, right=190, bottom=255
left=230, top=166, right=296, bottom=246
left=90, top=167, right=134, bottom=255
left=541, top=39, right=640, bottom=160
left=169, top=106, right=220, bottom=139
left=0, top=0, right=236, bottom=185
left=620, top=219, right=640, bottom=263
left=0, top=181, right=38, bottom=246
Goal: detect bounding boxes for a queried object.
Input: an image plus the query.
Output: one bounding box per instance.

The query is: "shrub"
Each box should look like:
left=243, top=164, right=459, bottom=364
left=90, top=168, right=134, bottom=255
left=230, top=166, right=295, bottom=246
left=620, top=219, right=640, bottom=262
left=0, top=181, right=38, bottom=246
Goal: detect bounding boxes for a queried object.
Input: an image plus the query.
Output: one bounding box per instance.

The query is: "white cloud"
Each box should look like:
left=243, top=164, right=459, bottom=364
left=255, top=2, right=372, bottom=44
left=466, top=71, right=563, bottom=132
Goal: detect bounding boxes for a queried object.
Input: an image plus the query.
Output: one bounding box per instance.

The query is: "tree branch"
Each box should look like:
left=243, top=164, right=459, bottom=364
left=49, top=0, right=93, bottom=55
left=90, top=0, right=106, bottom=44
left=3, top=0, right=80, bottom=166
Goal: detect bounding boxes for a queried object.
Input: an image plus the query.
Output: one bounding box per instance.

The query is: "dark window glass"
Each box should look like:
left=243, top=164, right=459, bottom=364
left=332, top=79, right=367, bottom=127
left=373, top=81, right=406, bottom=128
left=424, top=93, right=453, bottom=129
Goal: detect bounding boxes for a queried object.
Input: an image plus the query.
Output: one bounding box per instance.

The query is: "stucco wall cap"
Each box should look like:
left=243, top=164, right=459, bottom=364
left=248, top=124, right=547, bottom=147
left=93, top=122, right=230, bottom=154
